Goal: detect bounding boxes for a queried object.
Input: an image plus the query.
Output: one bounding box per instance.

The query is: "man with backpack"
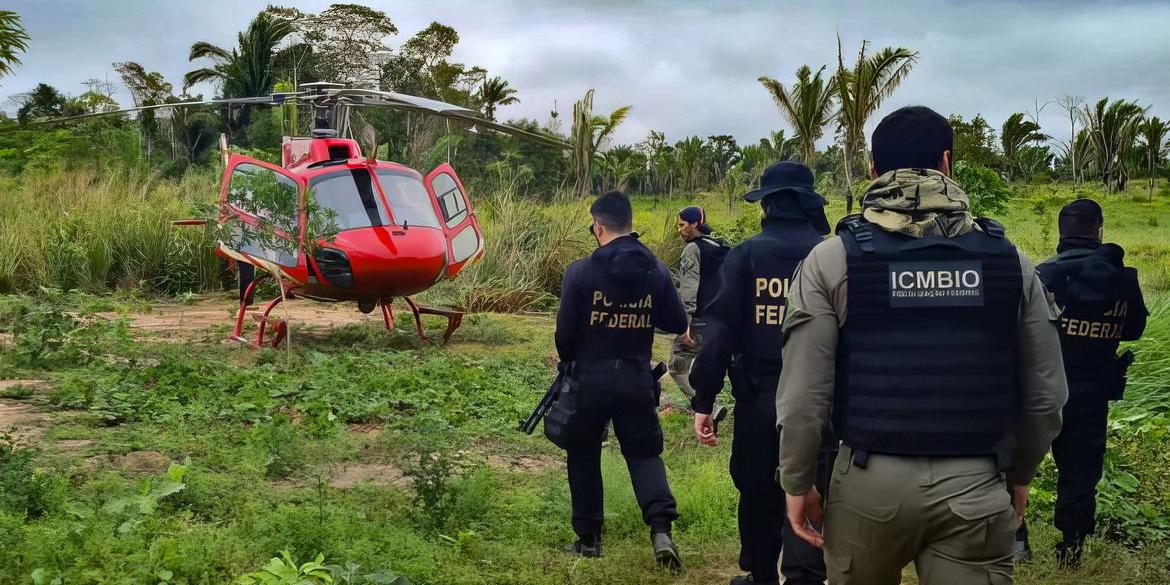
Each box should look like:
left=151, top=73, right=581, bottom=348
left=689, top=161, right=834, bottom=585
left=669, top=205, right=729, bottom=425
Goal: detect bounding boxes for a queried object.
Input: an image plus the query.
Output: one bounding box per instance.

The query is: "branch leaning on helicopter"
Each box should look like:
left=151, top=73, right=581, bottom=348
left=4, top=82, right=569, bottom=348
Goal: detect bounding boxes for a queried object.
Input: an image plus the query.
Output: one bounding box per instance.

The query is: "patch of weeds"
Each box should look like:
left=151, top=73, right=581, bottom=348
left=239, top=552, right=412, bottom=585
left=250, top=413, right=304, bottom=479
left=0, top=433, right=65, bottom=518
left=453, top=314, right=520, bottom=347
left=100, top=462, right=189, bottom=533
left=402, top=416, right=468, bottom=532
left=0, top=382, right=36, bottom=399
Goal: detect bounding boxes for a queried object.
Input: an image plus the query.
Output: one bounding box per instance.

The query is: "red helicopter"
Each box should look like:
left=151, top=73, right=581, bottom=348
left=14, top=83, right=568, bottom=347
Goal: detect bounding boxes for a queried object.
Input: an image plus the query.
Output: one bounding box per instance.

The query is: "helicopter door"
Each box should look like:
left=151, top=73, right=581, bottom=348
left=220, top=154, right=305, bottom=280
left=424, top=164, right=484, bottom=279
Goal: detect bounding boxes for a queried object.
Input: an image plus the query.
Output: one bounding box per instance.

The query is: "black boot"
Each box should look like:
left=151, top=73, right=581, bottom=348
left=1055, top=533, right=1084, bottom=569
left=565, top=537, right=602, bottom=558
left=651, top=531, right=682, bottom=572
left=729, top=575, right=779, bottom=585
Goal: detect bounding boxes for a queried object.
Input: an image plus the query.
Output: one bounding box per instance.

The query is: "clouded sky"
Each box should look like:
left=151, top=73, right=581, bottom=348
left=4, top=0, right=1169, bottom=148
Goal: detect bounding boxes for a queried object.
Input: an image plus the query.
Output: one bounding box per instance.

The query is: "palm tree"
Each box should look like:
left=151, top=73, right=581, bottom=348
left=569, top=89, right=632, bottom=196
left=759, top=65, right=837, bottom=166
left=0, top=10, right=29, bottom=83
left=1000, top=113, right=1049, bottom=181
left=479, top=76, right=519, bottom=121
left=184, top=11, right=294, bottom=134
left=1138, top=117, right=1168, bottom=202
left=1083, top=98, right=1147, bottom=192
left=598, top=146, right=641, bottom=191
left=835, top=37, right=918, bottom=212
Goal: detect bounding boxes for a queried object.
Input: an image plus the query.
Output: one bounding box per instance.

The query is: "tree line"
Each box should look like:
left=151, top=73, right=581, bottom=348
left=0, top=6, right=1166, bottom=203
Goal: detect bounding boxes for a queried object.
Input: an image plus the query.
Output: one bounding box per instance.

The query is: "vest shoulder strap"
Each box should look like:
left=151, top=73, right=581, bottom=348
left=835, top=214, right=875, bottom=254
left=973, top=217, right=1007, bottom=238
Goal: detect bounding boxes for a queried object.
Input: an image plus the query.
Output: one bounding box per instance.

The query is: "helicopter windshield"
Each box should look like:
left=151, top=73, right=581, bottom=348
left=375, top=170, right=442, bottom=229
left=309, top=169, right=391, bottom=231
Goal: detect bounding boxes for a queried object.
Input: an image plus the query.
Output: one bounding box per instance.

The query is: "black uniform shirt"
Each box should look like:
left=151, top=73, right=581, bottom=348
left=1039, top=237, right=1147, bottom=388
left=556, top=234, right=688, bottom=363
left=689, top=219, right=823, bottom=412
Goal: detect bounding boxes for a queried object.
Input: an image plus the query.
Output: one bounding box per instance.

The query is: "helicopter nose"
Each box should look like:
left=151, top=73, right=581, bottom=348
left=321, top=226, right=448, bottom=297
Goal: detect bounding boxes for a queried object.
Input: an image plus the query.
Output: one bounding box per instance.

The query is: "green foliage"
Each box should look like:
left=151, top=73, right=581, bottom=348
left=401, top=417, right=466, bottom=531
left=249, top=414, right=304, bottom=479
left=0, top=9, right=30, bottom=81
left=0, top=435, right=63, bottom=518
left=239, top=551, right=334, bottom=585
left=954, top=161, right=1011, bottom=216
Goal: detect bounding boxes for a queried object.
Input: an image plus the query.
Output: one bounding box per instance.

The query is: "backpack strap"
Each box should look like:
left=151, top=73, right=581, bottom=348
left=973, top=217, right=1006, bottom=238
left=835, top=214, right=875, bottom=254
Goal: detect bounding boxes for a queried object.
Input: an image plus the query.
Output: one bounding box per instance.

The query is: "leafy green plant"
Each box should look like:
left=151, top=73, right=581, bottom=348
left=249, top=413, right=304, bottom=478
left=101, top=462, right=188, bottom=533
left=954, top=161, right=1011, bottom=216
left=402, top=418, right=466, bottom=531
left=238, top=551, right=333, bottom=585
left=0, top=434, right=62, bottom=518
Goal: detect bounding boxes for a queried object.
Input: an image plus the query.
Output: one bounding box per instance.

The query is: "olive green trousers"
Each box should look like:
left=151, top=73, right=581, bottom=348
left=823, top=445, right=1016, bottom=585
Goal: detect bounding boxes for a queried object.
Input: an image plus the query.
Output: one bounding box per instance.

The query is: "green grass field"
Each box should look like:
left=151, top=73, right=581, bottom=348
left=0, top=172, right=1168, bottom=584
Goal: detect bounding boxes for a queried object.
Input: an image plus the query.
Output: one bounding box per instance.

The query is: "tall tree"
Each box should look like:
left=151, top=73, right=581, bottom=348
left=706, top=134, right=741, bottom=183
left=184, top=11, right=294, bottom=96
left=0, top=10, right=30, bottom=83
left=269, top=4, right=398, bottom=87
left=834, top=37, right=918, bottom=212
left=1138, top=116, right=1168, bottom=202
left=1055, top=94, right=1085, bottom=183
left=184, top=11, right=294, bottom=136
left=115, top=62, right=175, bottom=159
left=15, top=83, right=67, bottom=124
left=569, top=89, right=631, bottom=196
left=479, top=76, right=519, bottom=121
left=948, top=114, right=1000, bottom=169
left=1000, top=112, right=1048, bottom=181
left=759, top=64, right=836, bottom=166
left=1083, top=98, right=1147, bottom=192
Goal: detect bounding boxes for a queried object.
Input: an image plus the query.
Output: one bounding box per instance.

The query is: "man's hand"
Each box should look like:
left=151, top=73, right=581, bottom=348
left=693, top=413, right=717, bottom=446
left=1011, top=484, right=1029, bottom=528
left=786, top=488, right=825, bottom=549
left=679, top=328, right=696, bottom=348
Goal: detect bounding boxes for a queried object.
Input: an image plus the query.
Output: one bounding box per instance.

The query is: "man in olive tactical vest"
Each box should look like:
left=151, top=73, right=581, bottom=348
left=778, top=106, right=1068, bottom=585
left=554, top=190, right=688, bottom=570
left=1015, top=199, right=1148, bottom=566
left=689, top=161, right=834, bottom=585
left=669, top=206, right=729, bottom=424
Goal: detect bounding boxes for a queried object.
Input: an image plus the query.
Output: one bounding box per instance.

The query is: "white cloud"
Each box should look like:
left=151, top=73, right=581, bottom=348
left=4, top=0, right=1168, bottom=149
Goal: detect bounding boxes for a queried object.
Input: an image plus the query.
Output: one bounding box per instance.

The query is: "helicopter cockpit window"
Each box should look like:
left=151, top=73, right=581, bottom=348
left=431, top=173, right=468, bottom=228
left=226, top=164, right=301, bottom=268
left=310, top=169, right=391, bottom=231
left=375, top=171, right=442, bottom=229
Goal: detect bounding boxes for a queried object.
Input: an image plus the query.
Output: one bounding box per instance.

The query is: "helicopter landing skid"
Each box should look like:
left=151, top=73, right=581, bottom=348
left=229, top=274, right=291, bottom=348
left=380, top=297, right=463, bottom=345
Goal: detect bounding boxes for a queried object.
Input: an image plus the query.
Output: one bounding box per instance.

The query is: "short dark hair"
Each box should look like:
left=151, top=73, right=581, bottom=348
left=1058, top=199, right=1104, bottom=238
left=590, top=190, right=633, bottom=231
left=871, top=106, right=954, bottom=174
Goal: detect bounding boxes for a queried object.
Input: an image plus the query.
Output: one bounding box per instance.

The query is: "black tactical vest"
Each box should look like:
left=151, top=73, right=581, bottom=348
left=835, top=216, right=1023, bottom=457
left=1038, top=245, right=1135, bottom=389
left=742, top=229, right=820, bottom=363
left=693, top=236, right=729, bottom=318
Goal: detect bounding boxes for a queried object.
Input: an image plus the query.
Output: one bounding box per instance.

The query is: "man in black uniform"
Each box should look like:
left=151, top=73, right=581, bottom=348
left=1016, top=199, right=1148, bottom=566
left=689, top=161, right=834, bottom=585
left=554, top=190, right=689, bottom=570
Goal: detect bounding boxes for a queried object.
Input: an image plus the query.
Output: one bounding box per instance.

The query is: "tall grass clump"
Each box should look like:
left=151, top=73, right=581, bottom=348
left=0, top=168, right=223, bottom=294
left=454, top=189, right=590, bottom=313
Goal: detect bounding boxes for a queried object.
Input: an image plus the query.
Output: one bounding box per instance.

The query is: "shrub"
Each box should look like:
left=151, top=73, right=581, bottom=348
left=954, top=161, right=1011, bottom=216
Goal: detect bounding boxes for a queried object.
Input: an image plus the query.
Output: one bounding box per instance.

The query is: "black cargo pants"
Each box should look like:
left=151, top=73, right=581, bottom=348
left=565, top=359, right=678, bottom=540
left=730, top=365, right=834, bottom=584
left=1052, top=387, right=1110, bottom=541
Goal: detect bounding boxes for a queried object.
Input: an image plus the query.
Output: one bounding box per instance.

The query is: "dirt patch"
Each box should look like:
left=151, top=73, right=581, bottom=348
left=0, top=379, right=49, bottom=393
left=346, top=422, right=384, bottom=436
left=104, top=296, right=389, bottom=341
left=0, top=398, right=49, bottom=442
left=56, top=438, right=97, bottom=452
left=486, top=453, right=561, bottom=473
left=86, top=450, right=171, bottom=474
left=331, top=463, right=408, bottom=490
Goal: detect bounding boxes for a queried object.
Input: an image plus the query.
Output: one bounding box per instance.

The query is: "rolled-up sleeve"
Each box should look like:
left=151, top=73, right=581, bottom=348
left=1008, top=252, right=1068, bottom=486
left=777, top=238, right=846, bottom=495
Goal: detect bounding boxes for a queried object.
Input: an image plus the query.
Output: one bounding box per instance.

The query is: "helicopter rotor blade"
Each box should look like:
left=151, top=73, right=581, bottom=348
left=339, top=89, right=569, bottom=150
left=0, top=95, right=303, bottom=133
